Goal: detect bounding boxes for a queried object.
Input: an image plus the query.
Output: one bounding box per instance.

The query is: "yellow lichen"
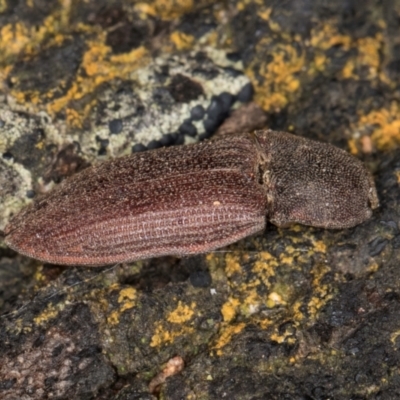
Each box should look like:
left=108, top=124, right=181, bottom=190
left=153, top=325, right=194, bottom=347
left=252, top=251, right=277, bottom=287
left=310, top=23, right=352, bottom=51
left=307, top=263, right=334, bottom=319
left=291, top=300, right=305, bottom=322
left=150, top=312, right=195, bottom=348
left=351, top=102, right=400, bottom=152
left=312, top=240, right=327, bottom=254
left=106, top=287, right=137, bottom=325
left=33, top=303, right=63, bottom=326
left=167, top=301, right=196, bottom=324
left=134, top=3, right=158, bottom=17
left=170, top=31, right=195, bottom=50
left=239, top=287, right=261, bottom=315
left=279, top=253, right=295, bottom=265
left=266, top=291, right=285, bottom=308
left=65, top=108, right=84, bottom=129
left=221, top=297, right=240, bottom=322
left=118, top=287, right=137, bottom=312
left=270, top=322, right=296, bottom=344
left=213, top=322, right=245, bottom=355
left=347, top=138, right=359, bottom=156
left=367, top=262, right=380, bottom=272
left=46, top=43, right=148, bottom=123
left=247, top=41, right=304, bottom=112
left=0, top=13, right=69, bottom=61
left=313, top=53, right=327, bottom=72
left=258, top=8, right=272, bottom=21
left=340, top=33, right=383, bottom=80
left=395, top=171, right=400, bottom=184
left=0, top=23, right=32, bottom=58
left=0, top=0, right=7, bottom=13
left=107, top=310, right=120, bottom=325
left=308, top=23, right=352, bottom=76
left=149, top=0, right=194, bottom=20
left=224, top=253, right=242, bottom=276
left=390, top=329, right=400, bottom=347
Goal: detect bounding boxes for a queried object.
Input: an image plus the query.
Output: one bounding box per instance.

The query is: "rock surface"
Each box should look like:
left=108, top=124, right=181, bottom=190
left=1, top=0, right=400, bottom=399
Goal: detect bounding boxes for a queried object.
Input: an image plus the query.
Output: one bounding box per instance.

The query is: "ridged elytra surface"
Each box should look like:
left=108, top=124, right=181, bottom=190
left=4, top=130, right=378, bottom=266
left=4, top=134, right=268, bottom=266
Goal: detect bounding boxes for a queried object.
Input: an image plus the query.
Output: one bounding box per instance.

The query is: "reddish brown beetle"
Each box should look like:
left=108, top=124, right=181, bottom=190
left=4, top=130, right=378, bottom=266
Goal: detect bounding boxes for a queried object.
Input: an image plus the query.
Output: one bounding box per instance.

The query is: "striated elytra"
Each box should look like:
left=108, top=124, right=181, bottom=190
left=4, top=130, right=378, bottom=267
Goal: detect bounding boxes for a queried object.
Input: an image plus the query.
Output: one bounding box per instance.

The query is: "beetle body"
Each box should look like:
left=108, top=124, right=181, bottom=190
left=4, top=130, right=378, bottom=266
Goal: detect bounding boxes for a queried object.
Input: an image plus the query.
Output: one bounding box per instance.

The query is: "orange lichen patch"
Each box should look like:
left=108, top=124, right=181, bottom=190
left=349, top=135, right=375, bottom=156
left=270, top=323, right=297, bottom=345
left=341, top=34, right=383, bottom=80
left=341, top=61, right=354, bottom=80
left=145, top=0, right=194, bottom=20
left=257, top=315, right=274, bottom=330
left=212, top=322, right=245, bottom=355
left=150, top=323, right=195, bottom=347
left=32, top=267, right=47, bottom=290
left=395, top=171, right=400, bottom=184
left=0, top=23, right=31, bottom=58
left=33, top=303, right=63, bottom=326
left=224, top=253, right=242, bottom=277
left=290, top=225, right=302, bottom=233
left=356, top=34, right=382, bottom=75
left=347, top=138, right=359, bottom=156
left=45, top=43, right=148, bottom=125
left=279, top=250, right=296, bottom=266
left=291, top=300, right=306, bottom=322
left=0, top=0, right=7, bottom=13
left=118, top=287, right=137, bottom=312
left=222, top=251, right=281, bottom=318
left=248, top=41, right=304, bottom=112
left=254, top=251, right=278, bottom=267
left=236, top=1, right=245, bottom=12
left=65, top=108, right=84, bottom=129
left=134, top=3, right=158, bottom=17
left=0, top=13, right=70, bottom=62
left=390, top=330, right=400, bottom=348
left=107, top=310, right=120, bottom=325
left=310, top=23, right=352, bottom=52
left=266, top=291, right=286, bottom=308
left=0, top=64, right=12, bottom=88
left=367, top=262, right=380, bottom=272
left=167, top=301, right=196, bottom=323
left=66, top=99, right=94, bottom=128
left=252, top=251, right=277, bottom=286
left=308, top=23, right=352, bottom=75
left=312, top=240, right=327, bottom=254
left=312, top=53, right=327, bottom=73
left=241, top=288, right=262, bottom=313
left=368, top=103, right=400, bottom=151
left=170, top=31, right=195, bottom=51
left=205, top=252, right=220, bottom=269
left=307, top=263, right=334, bottom=320
left=106, top=287, right=137, bottom=325
left=351, top=102, right=400, bottom=152
left=4, top=24, right=147, bottom=126
left=258, top=7, right=272, bottom=21
left=225, top=283, right=265, bottom=318
left=221, top=297, right=240, bottom=322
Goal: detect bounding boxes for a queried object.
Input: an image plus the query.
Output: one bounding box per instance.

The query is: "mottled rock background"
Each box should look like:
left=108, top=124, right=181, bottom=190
left=0, top=0, right=400, bottom=399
